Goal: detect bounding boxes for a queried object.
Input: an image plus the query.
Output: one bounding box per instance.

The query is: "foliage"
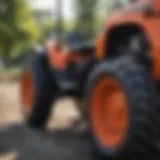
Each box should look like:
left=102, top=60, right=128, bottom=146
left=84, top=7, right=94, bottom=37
left=0, top=0, right=40, bottom=59
left=40, top=19, right=56, bottom=39
left=74, top=0, right=98, bottom=40
left=73, top=0, right=130, bottom=39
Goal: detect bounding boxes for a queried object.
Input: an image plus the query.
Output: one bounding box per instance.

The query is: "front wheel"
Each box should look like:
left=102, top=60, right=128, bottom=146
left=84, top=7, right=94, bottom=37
left=86, top=58, right=159, bottom=158
left=21, top=54, right=56, bottom=128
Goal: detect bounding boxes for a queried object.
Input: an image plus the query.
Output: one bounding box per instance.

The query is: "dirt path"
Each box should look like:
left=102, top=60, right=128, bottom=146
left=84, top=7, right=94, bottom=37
left=0, top=82, right=86, bottom=160
left=0, top=82, right=80, bottom=128
left=0, top=83, right=22, bottom=126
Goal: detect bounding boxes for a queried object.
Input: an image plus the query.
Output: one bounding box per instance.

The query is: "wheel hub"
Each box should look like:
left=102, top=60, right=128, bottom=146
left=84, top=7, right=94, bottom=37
left=91, top=77, right=128, bottom=149
left=21, top=71, right=34, bottom=113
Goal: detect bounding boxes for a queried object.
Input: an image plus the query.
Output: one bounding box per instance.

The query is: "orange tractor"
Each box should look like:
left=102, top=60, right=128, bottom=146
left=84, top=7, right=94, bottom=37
left=21, top=0, right=160, bottom=159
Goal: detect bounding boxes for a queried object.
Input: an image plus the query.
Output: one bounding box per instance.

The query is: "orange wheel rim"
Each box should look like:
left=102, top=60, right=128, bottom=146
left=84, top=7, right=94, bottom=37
left=90, top=77, right=128, bottom=149
left=21, top=71, right=34, bottom=113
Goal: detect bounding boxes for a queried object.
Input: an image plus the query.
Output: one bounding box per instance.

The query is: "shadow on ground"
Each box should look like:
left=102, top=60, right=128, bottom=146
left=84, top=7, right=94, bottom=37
left=0, top=124, right=99, bottom=160
left=0, top=124, right=159, bottom=160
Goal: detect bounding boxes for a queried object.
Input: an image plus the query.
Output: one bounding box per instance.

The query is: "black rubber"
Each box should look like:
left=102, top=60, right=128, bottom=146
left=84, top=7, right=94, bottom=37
left=75, top=59, right=96, bottom=98
left=85, top=57, right=160, bottom=159
left=22, top=54, right=57, bottom=128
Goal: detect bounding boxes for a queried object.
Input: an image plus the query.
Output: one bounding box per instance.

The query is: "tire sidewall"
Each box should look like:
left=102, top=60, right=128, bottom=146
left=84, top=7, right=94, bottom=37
left=85, top=59, right=156, bottom=158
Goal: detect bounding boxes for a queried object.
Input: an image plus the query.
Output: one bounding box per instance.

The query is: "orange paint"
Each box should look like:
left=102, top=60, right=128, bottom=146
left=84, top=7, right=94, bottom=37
left=21, top=71, right=34, bottom=112
left=45, top=41, right=92, bottom=70
left=45, top=42, right=70, bottom=71
left=90, top=77, right=128, bottom=149
left=96, top=0, right=160, bottom=80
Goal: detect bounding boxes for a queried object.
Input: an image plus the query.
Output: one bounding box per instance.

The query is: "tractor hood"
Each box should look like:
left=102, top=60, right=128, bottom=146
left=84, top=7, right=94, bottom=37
left=96, top=0, right=152, bottom=60
left=110, top=0, right=151, bottom=18
left=105, top=0, right=152, bottom=30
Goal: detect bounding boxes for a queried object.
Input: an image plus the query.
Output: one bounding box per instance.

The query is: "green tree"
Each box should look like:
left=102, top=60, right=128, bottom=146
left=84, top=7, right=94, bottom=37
left=0, top=0, right=40, bottom=60
left=74, top=0, right=98, bottom=40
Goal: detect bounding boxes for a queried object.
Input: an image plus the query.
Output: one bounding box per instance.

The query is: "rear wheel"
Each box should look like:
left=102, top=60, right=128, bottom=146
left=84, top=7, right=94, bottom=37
left=86, top=58, right=159, bottom=158
left=91, top=77, right=128, bottom=150
left=21, top=54, right=56, bottom=128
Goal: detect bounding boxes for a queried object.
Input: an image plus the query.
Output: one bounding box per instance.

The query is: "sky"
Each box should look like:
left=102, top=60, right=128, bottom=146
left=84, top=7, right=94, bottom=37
left=30, top=0, right=74, bottom=19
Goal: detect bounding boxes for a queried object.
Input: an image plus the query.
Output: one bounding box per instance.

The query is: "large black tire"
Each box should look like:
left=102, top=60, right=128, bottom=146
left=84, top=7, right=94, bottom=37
left=21, top=54, right=57, bottom=128
left=86, top=57, right=159, bottom=159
